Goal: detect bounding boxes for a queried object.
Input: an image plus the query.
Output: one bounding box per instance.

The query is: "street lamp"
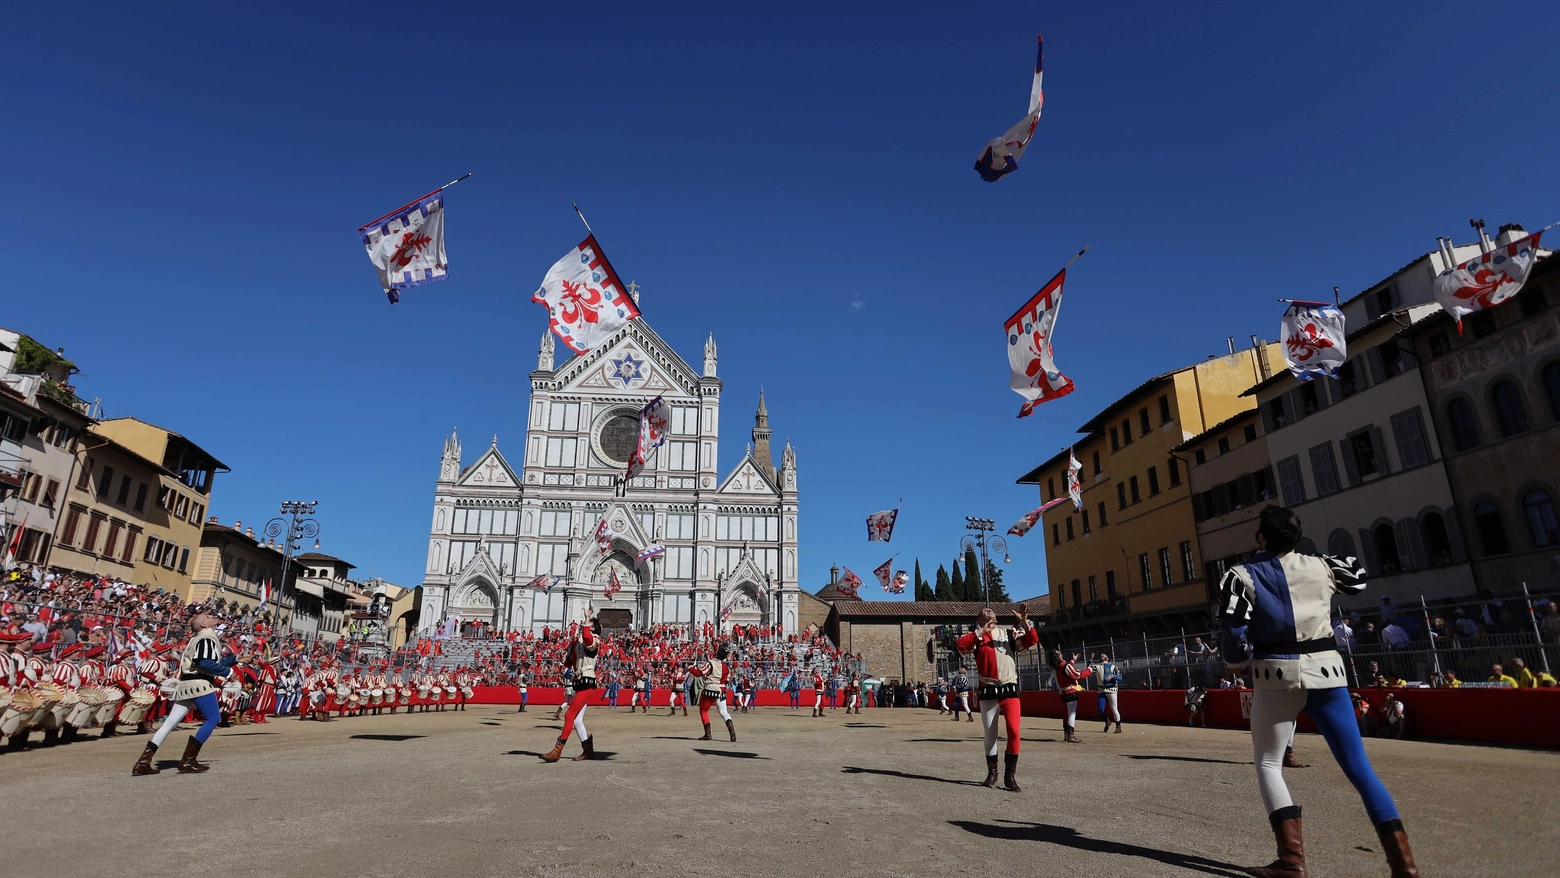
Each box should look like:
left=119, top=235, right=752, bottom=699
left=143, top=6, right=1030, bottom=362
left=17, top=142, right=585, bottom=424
left=263, top=500, right=320, bottom=637
left=959, top=517, right=1009, bottom=607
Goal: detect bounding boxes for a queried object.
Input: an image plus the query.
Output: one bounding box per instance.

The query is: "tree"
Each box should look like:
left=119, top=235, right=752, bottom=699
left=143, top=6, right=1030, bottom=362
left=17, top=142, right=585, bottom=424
left=950, top=560, right=965, bottom=601
left=934, top=565, right=954, bottom=601
left=984, top=559, right=1011, bottom=602
left=913, top=559, right=933, bottom=602
left=963, top=548, right=983, bottom=602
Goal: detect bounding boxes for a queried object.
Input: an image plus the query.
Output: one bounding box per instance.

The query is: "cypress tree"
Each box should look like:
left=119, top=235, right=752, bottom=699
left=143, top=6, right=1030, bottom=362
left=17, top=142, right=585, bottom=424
left=950, top=561, right=965, bottom=601
left=984, top=559, right=1011, bottom=602
left=963, top=548, right=983, bottom=602
left=913, top=559, right=932, bottom=601
left=934, top=565, right=954, bottom=601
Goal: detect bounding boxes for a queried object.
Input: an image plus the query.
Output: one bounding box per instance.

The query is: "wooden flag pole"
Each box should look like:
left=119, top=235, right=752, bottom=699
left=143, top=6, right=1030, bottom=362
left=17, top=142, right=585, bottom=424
left=1061, top=245, right=1089, bottom=271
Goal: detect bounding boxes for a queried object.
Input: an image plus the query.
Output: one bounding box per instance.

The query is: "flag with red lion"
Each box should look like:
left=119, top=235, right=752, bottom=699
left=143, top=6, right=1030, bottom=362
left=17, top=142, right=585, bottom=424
left=533, top=235, right=642, bottom=354
left=1432, top=231, right=1544, bottom=331
left=1006, top=268, right=1075, bottom=418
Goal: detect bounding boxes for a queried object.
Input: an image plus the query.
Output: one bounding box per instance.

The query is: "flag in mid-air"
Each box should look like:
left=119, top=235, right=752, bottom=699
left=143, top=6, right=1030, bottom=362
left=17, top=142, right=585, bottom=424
left=1066, top=447, right=1084, bottom=511
left=636, top=544, right=667, bottom=562
left=605, top=569, right=622, bottom=601
left=257, top=579, right=271, bottom=614
left=720, top=603, right=735, bottom=623
left=975, top=36, right=1044, bottom=182
left=866, top=507, right=899, bottom=542
left=627, top=396, right=670, bottom=480
left=836, top=567, right=863, bottom=598
left=890, top=570, right=909, bottom=594
left=1281, top=303, right=1347, bottom=380
left=1433, top=231, right=1544, bottom=331
left=533, top=235, right=642, bottom=354
left=873, top=557, right=896, bottom=591
left=1007, top=496, right=1071, bottom=536
left=528, top=574, right=562, bottom=594
left=1006, top=268, right=1075, bottom=417
left=360, top=189, right=449, bottom=304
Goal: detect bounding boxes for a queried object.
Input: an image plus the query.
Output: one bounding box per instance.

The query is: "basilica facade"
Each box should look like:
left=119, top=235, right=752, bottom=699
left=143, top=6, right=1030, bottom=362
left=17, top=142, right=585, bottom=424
left=417, top=313, right=800, bottom=636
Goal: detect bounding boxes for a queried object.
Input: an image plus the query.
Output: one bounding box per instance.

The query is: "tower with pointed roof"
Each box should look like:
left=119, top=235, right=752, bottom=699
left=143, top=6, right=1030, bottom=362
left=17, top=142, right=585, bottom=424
left=419, top=307, right=800, bottom=637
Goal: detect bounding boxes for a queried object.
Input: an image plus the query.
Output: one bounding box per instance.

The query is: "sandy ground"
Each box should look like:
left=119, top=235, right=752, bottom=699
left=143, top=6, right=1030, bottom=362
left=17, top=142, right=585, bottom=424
left=3, top=704, right=1554, bottom=877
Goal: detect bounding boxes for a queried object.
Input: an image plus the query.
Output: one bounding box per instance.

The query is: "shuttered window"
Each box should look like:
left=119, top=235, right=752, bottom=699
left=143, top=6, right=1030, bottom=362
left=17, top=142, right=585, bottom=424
left=1277, top=456, right=1305, bottom=505
left=1309, top=443, right=1339, bottom=496
left=1392, top=408, right=1429, bottom=468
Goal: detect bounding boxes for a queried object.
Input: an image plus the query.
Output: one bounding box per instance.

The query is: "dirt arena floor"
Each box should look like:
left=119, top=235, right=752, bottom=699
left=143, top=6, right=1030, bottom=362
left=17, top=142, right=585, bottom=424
left=4, top=703, right=1555, bottom=877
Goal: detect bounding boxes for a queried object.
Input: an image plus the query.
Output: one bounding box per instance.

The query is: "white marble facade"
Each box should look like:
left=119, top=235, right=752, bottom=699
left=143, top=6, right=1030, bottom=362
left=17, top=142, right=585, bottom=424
left=418, top=314, right=799, bottom=636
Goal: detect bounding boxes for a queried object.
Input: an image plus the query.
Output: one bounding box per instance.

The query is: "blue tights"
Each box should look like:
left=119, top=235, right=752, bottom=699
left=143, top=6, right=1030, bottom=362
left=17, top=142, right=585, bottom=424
left=1251, top=686, right=1398, bottom=825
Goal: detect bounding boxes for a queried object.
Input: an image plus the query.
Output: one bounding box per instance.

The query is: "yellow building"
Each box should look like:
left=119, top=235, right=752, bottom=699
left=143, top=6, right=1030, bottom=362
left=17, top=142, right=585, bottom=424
left=1016, top=343, right=1280, bottom=640
left=49, top=418, right=226, bottom=598
left=191, top=519, right=301, bottom=622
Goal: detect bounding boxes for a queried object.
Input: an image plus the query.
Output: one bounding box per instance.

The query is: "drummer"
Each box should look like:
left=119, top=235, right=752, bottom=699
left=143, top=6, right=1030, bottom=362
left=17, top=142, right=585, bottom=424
left=133, top=606, right=234, bottom=775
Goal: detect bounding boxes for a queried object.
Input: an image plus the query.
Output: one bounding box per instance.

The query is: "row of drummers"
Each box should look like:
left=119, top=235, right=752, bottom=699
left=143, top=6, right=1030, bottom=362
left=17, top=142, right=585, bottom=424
left=294, top=667, right=483, bottom=719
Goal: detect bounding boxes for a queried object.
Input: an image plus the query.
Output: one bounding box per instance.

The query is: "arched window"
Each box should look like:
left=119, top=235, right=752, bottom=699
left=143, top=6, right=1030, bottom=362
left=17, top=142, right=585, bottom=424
left=1297, top=538, right=1318, bottom=555
left=1327, top=529, right=1356, bottom=559
left=1421, top=512, right=1453, bottom=564
left=1446, top=398, right=1481, bottom=451
left=1524, top=490, right=1559, bottom=547
left=1372, top=524, right=1402, bottom=574
left=1490, top=380, right=1530, bottom=437
left=1474, top=501, right=1510, bottom=555
left=1545, top=362, right=1560, bottom=421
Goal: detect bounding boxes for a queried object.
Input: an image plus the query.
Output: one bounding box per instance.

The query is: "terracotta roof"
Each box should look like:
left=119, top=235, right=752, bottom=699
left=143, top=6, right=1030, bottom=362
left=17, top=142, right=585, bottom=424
left=829, top=600, right=1049, bottom=621
left=1172, top=408, right=1260, bottom=453
left=1077, top=372, right=1179, bottom=433
left=1015, top=432, right=1103, bottom=485
left=296, top=551, right=357, bottom=569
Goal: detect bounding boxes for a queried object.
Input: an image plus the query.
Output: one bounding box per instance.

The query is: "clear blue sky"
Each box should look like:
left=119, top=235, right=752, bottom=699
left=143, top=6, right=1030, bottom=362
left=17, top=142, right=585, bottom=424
left=7, top=4, right=1558, bottom=598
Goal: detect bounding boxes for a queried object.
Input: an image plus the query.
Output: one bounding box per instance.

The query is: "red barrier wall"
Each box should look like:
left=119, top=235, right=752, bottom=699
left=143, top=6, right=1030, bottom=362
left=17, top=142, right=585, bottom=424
left=469, top=687, right=830, bottom=709
left=1019, top=688, right=1560, bottom=749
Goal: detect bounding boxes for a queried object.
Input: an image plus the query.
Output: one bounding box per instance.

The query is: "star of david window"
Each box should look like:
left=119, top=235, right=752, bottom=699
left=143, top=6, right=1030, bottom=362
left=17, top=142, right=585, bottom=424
left=599, top=415, right=640, bottom=464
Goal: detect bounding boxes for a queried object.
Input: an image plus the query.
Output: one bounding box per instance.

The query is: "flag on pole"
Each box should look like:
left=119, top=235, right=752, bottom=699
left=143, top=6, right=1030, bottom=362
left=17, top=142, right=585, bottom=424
left=890, top=570, right=909, bottom=595
left=1007, top=496, right=1071, bottom=536
left=1281, top=303, right=1347, bottom=380
left=257, top=578, right=271, bottom=614
left=528, top=575, right=561, bottom=594
left=1006, top=268, right=1075, bottom=417
left=636, top=544, right=666, bottom=562
left=873, top=556, right=896, bottom=591
left=1433, top=231, right=1545, bottom=331
left=605, top=569, right=622, bottom=601
left=866, top=506, right=900, bottom=542
left=4, top=514, right=26, bottom=567
left=627, top=395, right=670, bottom=480
left=532, top=235, right=642, bottom=354
left=720, top=603, right=735, bottom=623
left=594, top=517, right=614, bottom=555
left=974, top=36, right=1044, bottom=182
left=360, top=189, right=450, bottom=304
left=836, top=567, right=862, bottom=598
left=1066, top=447, right=1084, bottom=511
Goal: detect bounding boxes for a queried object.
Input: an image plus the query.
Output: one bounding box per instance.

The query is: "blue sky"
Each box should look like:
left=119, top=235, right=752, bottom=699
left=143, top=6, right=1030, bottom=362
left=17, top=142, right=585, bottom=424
left=6, top=3, right=1558, bottom=598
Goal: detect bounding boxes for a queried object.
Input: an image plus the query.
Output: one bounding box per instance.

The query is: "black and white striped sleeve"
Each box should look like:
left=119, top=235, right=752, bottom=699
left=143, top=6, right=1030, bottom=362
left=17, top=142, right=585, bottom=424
left=1217, top=567, right=1253, bottom=623
left=190, top=633, right=219, bottom=663
left=1322, top=555, right=1368, bottom=595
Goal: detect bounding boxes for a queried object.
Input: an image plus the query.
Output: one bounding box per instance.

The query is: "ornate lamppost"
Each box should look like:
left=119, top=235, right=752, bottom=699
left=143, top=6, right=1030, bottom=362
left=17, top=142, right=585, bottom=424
left=958, top=517, right=1011, bottom=607
left=263, top=500, right=320, bottom=636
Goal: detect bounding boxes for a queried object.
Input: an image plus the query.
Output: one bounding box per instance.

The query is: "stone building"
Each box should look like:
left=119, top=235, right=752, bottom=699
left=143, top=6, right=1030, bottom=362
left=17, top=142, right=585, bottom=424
left=418, top=305, right=801, bottom=635
left=1175, top=409, right=1272, bottom=588
left=825, top=600, right=1049, bottom=685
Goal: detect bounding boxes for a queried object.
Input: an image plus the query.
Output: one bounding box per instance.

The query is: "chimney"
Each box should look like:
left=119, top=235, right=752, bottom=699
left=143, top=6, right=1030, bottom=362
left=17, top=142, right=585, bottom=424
left=1495, top=223, right=1528, bottom=246
left=1226, top=337, right=1236, bottom=355
left=1471, top=218, right=1491, bottom=254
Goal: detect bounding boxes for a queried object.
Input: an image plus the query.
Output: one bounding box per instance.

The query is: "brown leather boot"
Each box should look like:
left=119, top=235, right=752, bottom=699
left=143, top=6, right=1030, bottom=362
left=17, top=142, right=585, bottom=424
left=1114, top=722, right=1122, bottom=734
left=1002, top=753, right=1021, bottom=792
left=1245, top=807, right=1305, bottom=877
left=1065, top=726, right=1082, bottom=743
left=101, top=721, right=121, bottom=738
left=176, top=737, right=209, bottom=773
left=725, top=719, right=736, bottom=742
left=572, top=736, right=594, bottom=761
left=698, top=722, right=712, bottom=741
left=131, top=743, right=160, bottom=776
left=1283, top=747, right=1309, bottom=769
left=982, top=754, right=999, bottom=788
left=541, top=738, right=566, bottom=763
left=1375, top=819, right=1419, bottom=878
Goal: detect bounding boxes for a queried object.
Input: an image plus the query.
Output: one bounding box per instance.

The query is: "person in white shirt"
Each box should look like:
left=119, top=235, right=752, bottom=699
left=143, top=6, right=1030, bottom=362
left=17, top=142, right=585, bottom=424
left=1332, top=618, right=1354, bottom=649
left=1381, top=622, right=1410, bottom=649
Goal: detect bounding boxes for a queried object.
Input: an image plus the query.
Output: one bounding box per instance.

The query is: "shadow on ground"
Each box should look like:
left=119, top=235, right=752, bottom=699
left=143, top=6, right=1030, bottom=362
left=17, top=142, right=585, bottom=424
left=949, top=819, right=1247, bottom=877
left=350, top=734, right=425, bottom=742
left=1125, top=754, right=1248, bottom=765
left=841, top=766, right=984, bottom=787
left=693, top=749, right=767, bottom=759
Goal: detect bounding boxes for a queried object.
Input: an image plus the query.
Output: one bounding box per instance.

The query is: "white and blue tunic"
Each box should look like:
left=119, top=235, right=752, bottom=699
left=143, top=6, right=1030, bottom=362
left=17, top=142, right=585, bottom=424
left=1217, top=551, right=1366, bottom=690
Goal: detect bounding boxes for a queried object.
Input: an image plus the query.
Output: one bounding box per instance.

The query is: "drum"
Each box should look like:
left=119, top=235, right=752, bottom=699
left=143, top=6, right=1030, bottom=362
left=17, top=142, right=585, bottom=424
left=158, top=677, right=179, bottom=699
left=370, top=688, right=384, bottom=705
left=347, top=692, right=361, bottom=705
left=47, top=688, right=78, bottom=729
left=460, top=686, right=475, bottom=700
left=221, top=680, right=243, bottom=708
left=417, top=685, right=431, bottom=700
left=1, top=689, right=41, bottom=735
left=444, top=685, right=458, bottom=698
left=95, top=687, right=124, bottom=725
left=398, top=688, right=411, bottom=705
left=335, top=684, right=352, bottom=701
left=0, top=688, right=10, bottom=712
left=68, top=686, right=104, bottom=727
left=309, top=690, right=328, bottom=708
left=119, top=688, right=156, bottom=725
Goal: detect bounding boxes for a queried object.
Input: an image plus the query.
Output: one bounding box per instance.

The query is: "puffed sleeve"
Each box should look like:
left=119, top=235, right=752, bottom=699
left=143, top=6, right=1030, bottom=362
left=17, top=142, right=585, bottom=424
left=1321, top=554, right=1368, bottom=596
left=1217, top=566, right=1254, bottom=665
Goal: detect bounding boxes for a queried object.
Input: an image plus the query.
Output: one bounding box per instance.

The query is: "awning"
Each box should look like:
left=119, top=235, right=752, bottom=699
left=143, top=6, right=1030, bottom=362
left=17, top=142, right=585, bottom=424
left=293, top=581, right=324, bottom=598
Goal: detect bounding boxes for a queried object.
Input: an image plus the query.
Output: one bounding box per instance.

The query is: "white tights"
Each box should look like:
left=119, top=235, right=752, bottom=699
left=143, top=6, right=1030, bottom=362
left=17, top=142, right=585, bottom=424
left=958, top=693, right=970, bottom=713
left=1103, top=690, right=1120, bottom=722
left=714, top=697, right=733, bottom=722
left=814, top=692, right=823, bottom=710
left=150, top=703, right=189, bottom=747
left=1251, top=688, right=1304, bottom=814
left=1064, top=699, right=1078, bottom=728
left=848, top=693, right=858, bottom=710
left=980, top=700, right=1000, bottom=756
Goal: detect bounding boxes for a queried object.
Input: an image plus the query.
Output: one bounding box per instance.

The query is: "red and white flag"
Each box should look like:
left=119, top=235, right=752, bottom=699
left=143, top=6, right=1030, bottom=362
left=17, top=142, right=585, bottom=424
left=836, top=567, right=862, bottom=599
left=866, top=506, right=899, bottom=542
left=605, top=569, right=622, bottom=601
left=1281, top=303, right=1347, bottom=380
left=594, top=517, right=614, bottom=555
left=258, top=579, right=272, bottom=614
left=4, top=514, right=26, bottom=567
left=1066, top=447, right=1084, bottom=511
left=533, top=235, right=642, bottom=354
left=1006, top=268, right=1075, bottom=417
left=975, top=36, right=1044, bottom=182
left=627, top=395, right=669, bottom=480
left=1433, top=231, right=1545, bottom=331
left=873, top=557, right=896, bottom=591
left=359, top=184, right=456, bottom=305
left=890, top=571, right=909, bottom=594
left=1007, top=497, right=1070, bottom=537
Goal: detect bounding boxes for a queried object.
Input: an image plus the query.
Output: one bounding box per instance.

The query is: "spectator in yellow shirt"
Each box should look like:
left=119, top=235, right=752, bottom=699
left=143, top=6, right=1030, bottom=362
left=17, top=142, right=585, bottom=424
left=1442, top=670, right=1462, bottom=687
left=1511, top=657, right=1538, bottom=688
left=1488, top=663, right=1518, bottom=688
left=1538, top=672, right=1557, bottom=687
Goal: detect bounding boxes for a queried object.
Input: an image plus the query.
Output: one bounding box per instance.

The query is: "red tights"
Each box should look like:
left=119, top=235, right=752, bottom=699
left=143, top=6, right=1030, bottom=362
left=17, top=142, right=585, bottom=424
left=981, top=697, right=1023, bottom=756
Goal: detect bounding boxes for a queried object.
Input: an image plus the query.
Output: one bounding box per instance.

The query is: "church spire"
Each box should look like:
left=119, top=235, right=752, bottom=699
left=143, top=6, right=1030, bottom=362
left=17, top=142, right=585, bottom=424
left=751, top=389, right=774, bottom=478
left=703, top=333, right=718, bottom=378
left=440, top=427, right=462, bottom=483
left=538, top=329, right=555, bottom=371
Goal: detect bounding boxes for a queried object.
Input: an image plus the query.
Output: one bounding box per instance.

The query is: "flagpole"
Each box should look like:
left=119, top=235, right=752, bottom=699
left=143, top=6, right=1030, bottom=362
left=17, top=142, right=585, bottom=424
left=571, top=203, right=594, bottom=235
left=358, top=173, right=474, bottom=231
left=1060, top=245, right=1090, bottom=271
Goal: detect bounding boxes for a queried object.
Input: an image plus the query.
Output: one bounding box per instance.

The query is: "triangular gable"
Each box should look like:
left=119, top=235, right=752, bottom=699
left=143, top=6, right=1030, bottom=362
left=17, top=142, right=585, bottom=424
left=717, top=456, right=780, bottom=497
left=722, top=553, right=769, bottom=590
left=551, top=321, right=701, bottom=397
left=590, top=504, right=651, bottom=559
left=454, top=547, right=503, bottom=589
left=457, top=446, right=519, bottom=488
